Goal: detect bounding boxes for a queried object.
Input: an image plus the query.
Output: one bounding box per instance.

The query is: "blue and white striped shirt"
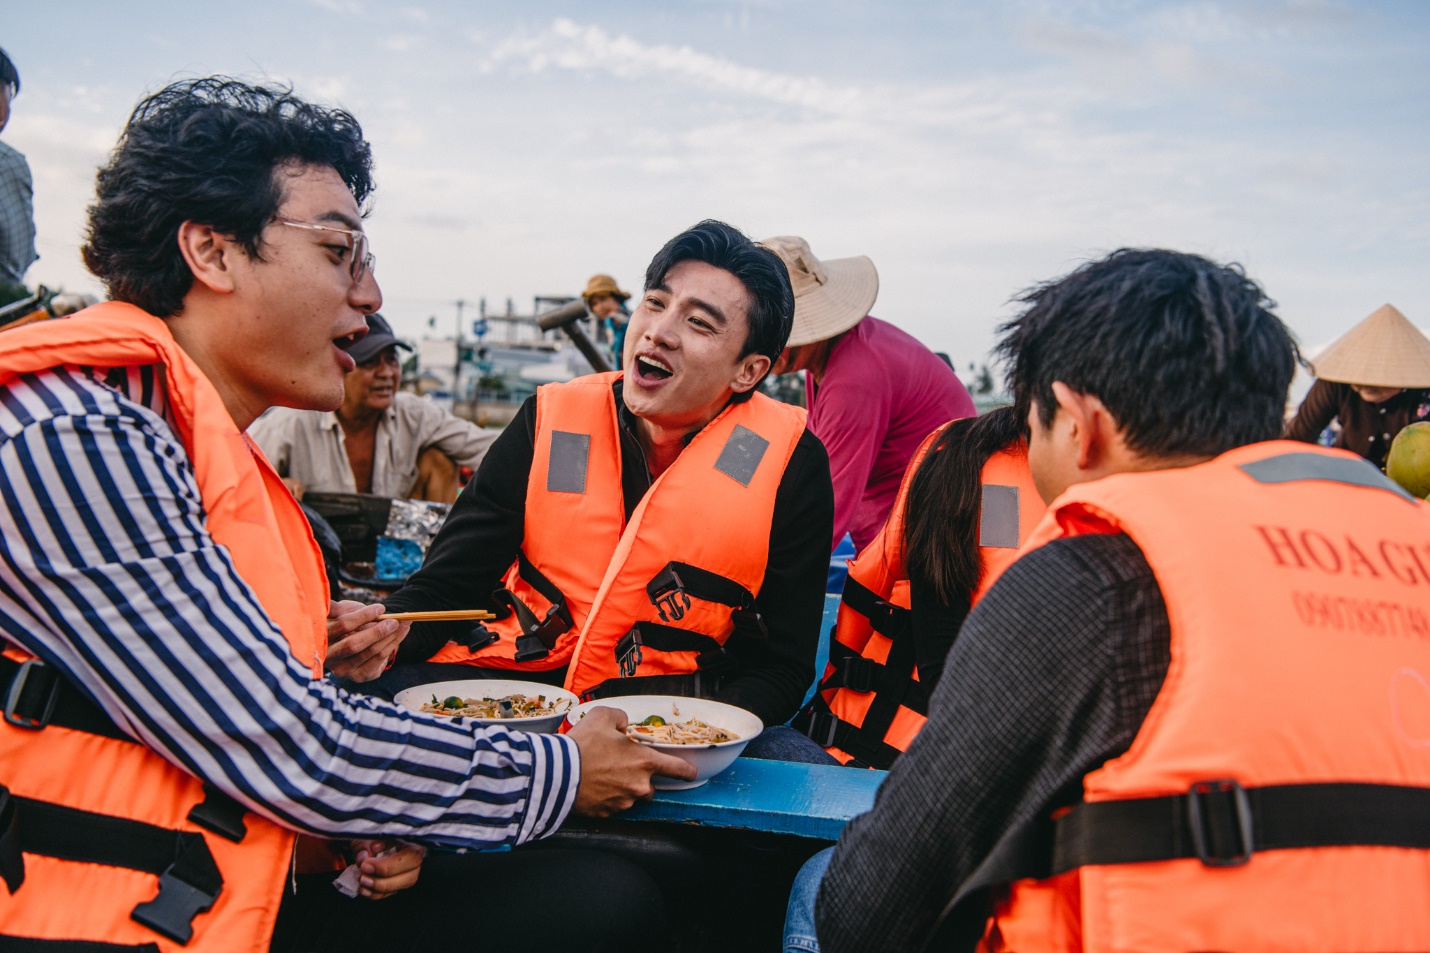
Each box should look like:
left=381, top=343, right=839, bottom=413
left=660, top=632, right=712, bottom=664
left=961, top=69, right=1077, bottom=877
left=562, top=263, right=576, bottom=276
left=0, top=364, right=579, bottom=849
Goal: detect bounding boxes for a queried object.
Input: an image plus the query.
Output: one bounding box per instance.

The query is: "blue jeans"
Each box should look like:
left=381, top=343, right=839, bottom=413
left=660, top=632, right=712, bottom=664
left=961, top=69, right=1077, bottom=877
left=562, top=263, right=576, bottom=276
left=741, top=725, right=841, bottom=764
left=784, top=847, right=833, bottom=952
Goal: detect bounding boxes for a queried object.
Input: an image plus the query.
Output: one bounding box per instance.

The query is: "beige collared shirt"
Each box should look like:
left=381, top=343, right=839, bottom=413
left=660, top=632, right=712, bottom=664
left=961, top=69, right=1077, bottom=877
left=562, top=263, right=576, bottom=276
left=249, top=391, right=498, bottom=497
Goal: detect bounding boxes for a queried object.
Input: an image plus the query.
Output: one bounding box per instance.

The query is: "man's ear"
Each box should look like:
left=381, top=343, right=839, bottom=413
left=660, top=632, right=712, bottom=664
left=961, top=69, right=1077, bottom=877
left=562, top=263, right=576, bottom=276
left=176, top=221, right=240, bottom=295
left=1050, top=381, right=1114, bottom=472
left=731, top=353, right=772, bottom=394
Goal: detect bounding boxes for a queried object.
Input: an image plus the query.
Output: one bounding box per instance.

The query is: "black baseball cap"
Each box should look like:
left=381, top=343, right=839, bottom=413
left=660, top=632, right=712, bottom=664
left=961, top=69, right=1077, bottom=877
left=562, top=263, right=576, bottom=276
left=343, top=313, right=412, bottom=364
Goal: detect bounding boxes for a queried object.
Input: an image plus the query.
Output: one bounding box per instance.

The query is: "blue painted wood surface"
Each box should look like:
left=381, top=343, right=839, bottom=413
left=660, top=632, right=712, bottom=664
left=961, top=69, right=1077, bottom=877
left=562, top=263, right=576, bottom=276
left=800, top=593, right=842, bottom=709
left=622, top=758, right=886, bottom=840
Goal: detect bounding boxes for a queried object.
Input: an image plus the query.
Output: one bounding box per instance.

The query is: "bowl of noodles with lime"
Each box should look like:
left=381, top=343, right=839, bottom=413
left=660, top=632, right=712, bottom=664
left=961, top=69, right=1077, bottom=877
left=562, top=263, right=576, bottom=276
left=567, top=695, right=764, bottom=789
left=394, top=679, right=578, bottom=733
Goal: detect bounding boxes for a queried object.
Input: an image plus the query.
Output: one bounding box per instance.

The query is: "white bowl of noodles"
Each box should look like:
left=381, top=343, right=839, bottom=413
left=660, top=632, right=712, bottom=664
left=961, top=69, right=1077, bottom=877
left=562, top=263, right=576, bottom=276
left=567, top=695, right=763, bottom=790
left=394, top=679, right=578, bottom=734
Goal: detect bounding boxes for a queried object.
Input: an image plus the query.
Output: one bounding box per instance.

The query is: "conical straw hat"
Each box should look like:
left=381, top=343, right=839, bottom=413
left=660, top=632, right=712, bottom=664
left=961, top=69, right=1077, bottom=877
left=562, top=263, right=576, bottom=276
left=1310, top=304, right=1430, bottom=388
left=761, top=235, right=879, bottom=348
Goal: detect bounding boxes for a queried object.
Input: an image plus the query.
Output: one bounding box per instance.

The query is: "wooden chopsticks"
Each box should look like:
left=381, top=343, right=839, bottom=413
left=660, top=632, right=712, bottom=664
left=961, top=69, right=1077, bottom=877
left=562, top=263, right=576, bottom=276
left=376, top=609, right=495, bottom=622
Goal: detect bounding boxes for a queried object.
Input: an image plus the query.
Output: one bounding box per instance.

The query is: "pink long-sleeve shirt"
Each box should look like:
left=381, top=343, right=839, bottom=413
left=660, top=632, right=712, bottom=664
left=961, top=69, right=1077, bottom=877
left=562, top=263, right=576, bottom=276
left=806, top=316, right=976, bottom=553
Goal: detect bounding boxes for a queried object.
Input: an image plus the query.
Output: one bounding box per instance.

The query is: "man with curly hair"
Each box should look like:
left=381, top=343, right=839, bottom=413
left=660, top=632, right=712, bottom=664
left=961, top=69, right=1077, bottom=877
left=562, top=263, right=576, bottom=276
left=0, top=77, right=688, bottom=951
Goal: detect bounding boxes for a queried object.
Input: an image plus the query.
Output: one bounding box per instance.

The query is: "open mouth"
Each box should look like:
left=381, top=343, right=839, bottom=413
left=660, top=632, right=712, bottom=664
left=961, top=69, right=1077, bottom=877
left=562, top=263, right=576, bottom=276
left=636, top=355, right=673, bottom=382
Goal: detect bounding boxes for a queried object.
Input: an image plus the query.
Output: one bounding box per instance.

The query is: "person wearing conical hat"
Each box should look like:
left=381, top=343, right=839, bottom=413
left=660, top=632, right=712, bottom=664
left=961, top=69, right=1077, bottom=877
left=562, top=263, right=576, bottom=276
left=761, top=235, right=975, bottom=553
left=1285, top=303, right=1430, bottom=469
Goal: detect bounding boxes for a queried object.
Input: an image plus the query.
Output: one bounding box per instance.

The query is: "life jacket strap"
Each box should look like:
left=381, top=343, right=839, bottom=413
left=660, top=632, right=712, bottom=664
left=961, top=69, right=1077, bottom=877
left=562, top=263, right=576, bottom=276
left=613, top=622, right=737, bottom=680
left=647, top=562, right=768, bottom=640
left=579, top=670, right=722, bottom=703
left=818, top=641, right=932, bottom=712
left=840, top=576, right=911, bottom=641
left=1052, top=780, right=1430, bottom=874
left=491, top=550, right=575, bottom=661
left=0, top=787, right=222, bottom=945
left=0, top=936, right=160, bottom=951
left=790, top=695, right=905, bottom=770
left=2, top=657, right=129, bottom=743
left=0, top=658, right=251, bottom=846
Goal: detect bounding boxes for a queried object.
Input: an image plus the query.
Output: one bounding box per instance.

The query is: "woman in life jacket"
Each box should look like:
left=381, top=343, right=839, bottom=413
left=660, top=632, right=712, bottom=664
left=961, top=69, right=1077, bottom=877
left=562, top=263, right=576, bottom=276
left=797, top=405, right=1044, bottom=768
left=902, top=405, right=1039, bottom=689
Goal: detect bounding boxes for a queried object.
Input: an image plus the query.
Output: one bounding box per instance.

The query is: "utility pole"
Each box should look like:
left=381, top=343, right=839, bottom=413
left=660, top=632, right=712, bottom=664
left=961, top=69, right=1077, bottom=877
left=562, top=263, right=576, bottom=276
left=453, top=299, right=465, bottom=406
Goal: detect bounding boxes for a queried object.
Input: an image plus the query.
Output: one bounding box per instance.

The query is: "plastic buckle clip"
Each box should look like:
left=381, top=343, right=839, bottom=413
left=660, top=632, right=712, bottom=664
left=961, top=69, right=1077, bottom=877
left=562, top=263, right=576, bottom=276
left=867, top=599, right=909, bottom=639
left=615, top=627, right=644, bottom=677
left=513, top=602, right=572, bottom=662
left=810, top=711, right=839, bottom=748
left=694, top=647, right=736, bottom=678
left=730, top=606, right=769, bottom=641
left=4, top=660, right=60, bottom=731
left=512, top=634, right=550, bottom=663
left=1187, top=779, right=1254, bottom=867
left=529, top=602, right=573, bottom=643
left=131, top=866, right=221, bottom=945
left=464, top=623, right=500, bottom=653
left=648, top=566, right=692, bottom=623
left=0, top=785, right=23, bottom=894
left=841, top=656, right=881, bottom=694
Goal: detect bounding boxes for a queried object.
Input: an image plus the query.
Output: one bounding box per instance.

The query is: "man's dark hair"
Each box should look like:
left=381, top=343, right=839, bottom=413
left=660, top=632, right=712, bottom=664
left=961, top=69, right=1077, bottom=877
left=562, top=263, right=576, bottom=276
left=82, top=77, right=374, bottom=317
left=643, top=220, right=795, bottom=394
left=0, top=48, right=19, bottom=94
left=996, top=248, right=1298, bottom=458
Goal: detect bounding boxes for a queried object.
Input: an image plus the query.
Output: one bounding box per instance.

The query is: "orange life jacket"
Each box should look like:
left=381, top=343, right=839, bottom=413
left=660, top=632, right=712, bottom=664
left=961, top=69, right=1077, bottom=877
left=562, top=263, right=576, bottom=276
left=977, top=441, right=1430, bottom=953
left=795, top=425, right=1045, bottom=768
left=0, top=302, right=331, bottom=951
left=429, top=372, right=808, bottom=700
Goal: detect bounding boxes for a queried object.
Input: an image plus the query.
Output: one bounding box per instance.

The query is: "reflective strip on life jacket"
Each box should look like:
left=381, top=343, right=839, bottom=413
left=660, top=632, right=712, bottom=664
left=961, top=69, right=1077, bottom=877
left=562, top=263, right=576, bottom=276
left=0, top=302, right=329, bottom=951
left=982, top=441, right=1430, bottom=953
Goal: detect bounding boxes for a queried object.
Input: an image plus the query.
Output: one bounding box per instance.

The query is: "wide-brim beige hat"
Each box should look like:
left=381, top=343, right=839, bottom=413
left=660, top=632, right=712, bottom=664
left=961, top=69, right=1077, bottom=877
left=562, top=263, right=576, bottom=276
left=1310, top=303, right=1430, bottom=388
left=761, top=235, right=878, bottom=348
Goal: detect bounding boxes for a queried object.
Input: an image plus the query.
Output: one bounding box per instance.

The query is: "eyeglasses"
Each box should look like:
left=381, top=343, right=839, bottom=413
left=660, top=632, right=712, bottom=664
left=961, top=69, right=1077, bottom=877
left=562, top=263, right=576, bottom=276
left=275, top=219, right=376, bottom=281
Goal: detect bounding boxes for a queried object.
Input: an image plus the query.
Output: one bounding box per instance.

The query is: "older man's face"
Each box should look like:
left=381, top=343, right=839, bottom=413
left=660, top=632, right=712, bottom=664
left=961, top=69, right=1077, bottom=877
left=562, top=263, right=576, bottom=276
left=622, top=259, right=769, bottom=434
left=343, top=345, right=401, bottom=417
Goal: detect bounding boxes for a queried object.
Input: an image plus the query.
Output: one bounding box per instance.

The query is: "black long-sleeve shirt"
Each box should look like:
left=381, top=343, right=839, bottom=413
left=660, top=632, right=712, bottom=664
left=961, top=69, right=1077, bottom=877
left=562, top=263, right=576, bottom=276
left=1285, top=379, right=1430, bottom=469
left=816, top=533, right=1171, bottom=953
left=385, top=383, right=834, bottom=727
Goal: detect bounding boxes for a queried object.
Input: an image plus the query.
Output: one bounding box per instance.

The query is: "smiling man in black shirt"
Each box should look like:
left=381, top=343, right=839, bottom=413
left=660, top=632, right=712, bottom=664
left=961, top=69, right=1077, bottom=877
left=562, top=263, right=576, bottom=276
left=381, top=221, right=833, bottom=734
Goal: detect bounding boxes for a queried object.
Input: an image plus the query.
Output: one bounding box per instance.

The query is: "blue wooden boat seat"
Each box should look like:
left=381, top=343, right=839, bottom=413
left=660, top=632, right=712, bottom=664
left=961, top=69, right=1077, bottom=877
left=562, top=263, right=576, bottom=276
left=625, top=758, right=885, bottom=840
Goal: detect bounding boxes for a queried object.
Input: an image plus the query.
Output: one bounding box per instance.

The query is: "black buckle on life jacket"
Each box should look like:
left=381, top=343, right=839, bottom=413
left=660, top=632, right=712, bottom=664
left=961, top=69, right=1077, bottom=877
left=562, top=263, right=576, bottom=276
left=463, top=623, right=500, bottom=653
left=0, top=786, right=22, bottom=894
left=1187, top=779, right=1254, bottom=867
left=129, top=839, right=223, bottom=944
left=648, top=565, right=692, bottom=623
left=794, top=709, right=840, bottom=748
left=616, top=627, right=643, bottom=678
left=186, top=784, right=248, bottom=844
left=839, top=655, right=881, bottom=694
left=513, top=602, right=574, bottom=663
left=730, top=606, right=769, bottom=641
left=866, top=599, right=907, bottom=638
left=694, top=646, right=738, bottom=677
left=3, top=659, right=60, bottom=731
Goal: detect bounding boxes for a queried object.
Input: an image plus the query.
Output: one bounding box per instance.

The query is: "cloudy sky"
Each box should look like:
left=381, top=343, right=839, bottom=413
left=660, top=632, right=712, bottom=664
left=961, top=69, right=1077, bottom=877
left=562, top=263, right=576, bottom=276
left=7, top=1, right=1429, bottom=384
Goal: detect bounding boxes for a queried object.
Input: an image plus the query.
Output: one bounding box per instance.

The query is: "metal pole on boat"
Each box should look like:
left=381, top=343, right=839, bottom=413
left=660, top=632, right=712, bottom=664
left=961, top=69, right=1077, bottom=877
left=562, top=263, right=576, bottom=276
left=536, top=299, right=614, bottom=374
